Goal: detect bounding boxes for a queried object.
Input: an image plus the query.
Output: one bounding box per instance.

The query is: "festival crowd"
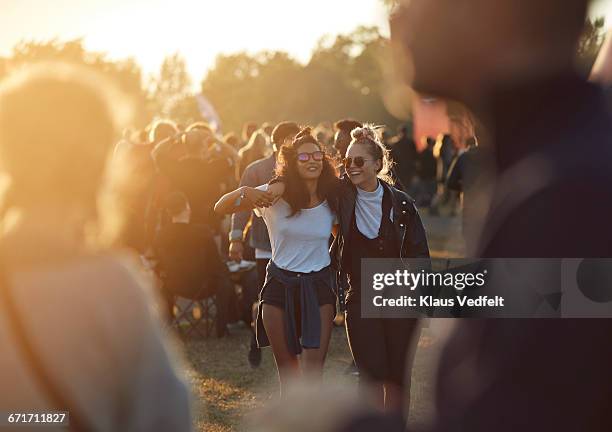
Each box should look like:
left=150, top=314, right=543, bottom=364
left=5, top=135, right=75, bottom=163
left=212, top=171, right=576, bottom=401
left=1, top=0, right=612, bottom=431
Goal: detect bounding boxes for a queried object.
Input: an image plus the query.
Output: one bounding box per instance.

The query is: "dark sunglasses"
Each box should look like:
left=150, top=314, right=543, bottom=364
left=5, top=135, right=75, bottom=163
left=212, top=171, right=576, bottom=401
left=343, top=156, right=373, bottom=169
left=297, top=151, right=325, bottom=163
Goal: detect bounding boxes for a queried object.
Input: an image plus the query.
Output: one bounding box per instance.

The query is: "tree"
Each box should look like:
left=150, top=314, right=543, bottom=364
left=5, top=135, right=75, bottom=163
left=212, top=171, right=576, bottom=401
left=199, top=26, right=402, bottom=135
left=150, top=53, right=192, bottom=116
left=1, top=39, right=151, bottom=127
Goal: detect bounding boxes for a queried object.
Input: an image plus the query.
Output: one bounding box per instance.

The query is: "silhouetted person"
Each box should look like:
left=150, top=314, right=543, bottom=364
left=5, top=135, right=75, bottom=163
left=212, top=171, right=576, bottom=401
left=334, top=119, right=363, bottom=158
left=152, top=124, right=224, bottom=232
left=238, top=129, right=271, bottom=179
left=446, top=136, right=480, bottom=239
left=392, top=0, right=612, bottom=430
left=416, top=137, right=437, bottom=207
left=242, top=121, right=259, bottom=148
left=437, top=134, right=455, bottom=183
left=388, top=124, right=417, bottom=191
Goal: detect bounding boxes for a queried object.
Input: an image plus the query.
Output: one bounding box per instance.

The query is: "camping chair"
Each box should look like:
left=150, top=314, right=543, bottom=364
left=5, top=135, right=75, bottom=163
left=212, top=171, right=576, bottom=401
left=170, top=285, right=216, bottom=339
left=154, top=261, right=234, bottom=339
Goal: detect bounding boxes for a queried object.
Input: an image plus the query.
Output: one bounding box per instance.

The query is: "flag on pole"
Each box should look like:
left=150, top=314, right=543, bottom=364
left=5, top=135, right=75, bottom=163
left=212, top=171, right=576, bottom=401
left=195, top=93, right=222, bottom=133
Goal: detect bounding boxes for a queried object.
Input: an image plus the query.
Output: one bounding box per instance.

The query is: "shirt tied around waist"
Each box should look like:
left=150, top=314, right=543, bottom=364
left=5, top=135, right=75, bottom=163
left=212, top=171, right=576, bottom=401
left=256, top=261, right=333, bottom=355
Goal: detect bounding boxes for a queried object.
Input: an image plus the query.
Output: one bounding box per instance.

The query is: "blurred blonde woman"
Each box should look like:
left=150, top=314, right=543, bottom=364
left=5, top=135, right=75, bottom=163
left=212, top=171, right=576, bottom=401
left=0, top=64, right=191, bottom=431
left=238, top=129, right=272, bottom=178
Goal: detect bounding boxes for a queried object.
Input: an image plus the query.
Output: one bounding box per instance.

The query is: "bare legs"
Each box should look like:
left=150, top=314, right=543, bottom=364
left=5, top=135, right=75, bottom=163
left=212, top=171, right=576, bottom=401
left=262, top=303, right=334, bottom=396
left=301, top=304, right=335, bottom=377
left=262, top=304, right=299, bottom=395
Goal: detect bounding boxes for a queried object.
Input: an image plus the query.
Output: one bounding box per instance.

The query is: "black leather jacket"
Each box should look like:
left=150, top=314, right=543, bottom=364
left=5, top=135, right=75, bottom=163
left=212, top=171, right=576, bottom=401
left=330, top=177, right=430, bottom=308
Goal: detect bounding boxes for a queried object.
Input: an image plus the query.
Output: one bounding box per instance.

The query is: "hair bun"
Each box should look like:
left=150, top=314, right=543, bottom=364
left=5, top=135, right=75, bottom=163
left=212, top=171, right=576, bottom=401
left=351, top=125, right=378, bottom=142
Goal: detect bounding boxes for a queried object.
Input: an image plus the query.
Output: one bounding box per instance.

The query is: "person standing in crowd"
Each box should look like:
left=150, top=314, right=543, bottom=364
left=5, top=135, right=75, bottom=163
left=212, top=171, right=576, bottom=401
left=230, top=121, right=301, bottom=368
left=416, top=137, right=437, bottom=207
left=215, top=128, right=338, bottom=396
left=189, top=121, right=239, bottom=194
left=224, top=132, right=242, bottom=151
left=261, top=122, right=275, bottom=138
left=446, top=133, right=480, bottom=242
left=152, top=124, right=224, bottom=233
left=237, top=129, right=272, bottom=179
left=112, top=127, right=157, bottom=254
left=143, top=119, right=180, bottom=253
left=336, top=126, right=429, bottom=416
left=387, top=124, right=417, bottom=193
left=334, top=119, right=363, bottom=158
left=391, top=0, right=612, bottom=430
left=0, top=64, right=191, bottom=431
left=242, top=121, right=259, bottom=148
left=437, top=134, right=456, bottom=185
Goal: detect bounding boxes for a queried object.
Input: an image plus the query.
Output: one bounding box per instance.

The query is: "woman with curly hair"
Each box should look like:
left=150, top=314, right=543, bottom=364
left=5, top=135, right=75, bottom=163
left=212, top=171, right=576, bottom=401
left=215, top=127, right=339, bottom=395
left=268, top=124, right=430, bottom=416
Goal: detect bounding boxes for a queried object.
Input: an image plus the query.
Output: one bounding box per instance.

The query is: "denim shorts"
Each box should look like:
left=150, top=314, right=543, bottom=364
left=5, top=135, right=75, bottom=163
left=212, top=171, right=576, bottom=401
left=260, top=266, right=337, bottom=308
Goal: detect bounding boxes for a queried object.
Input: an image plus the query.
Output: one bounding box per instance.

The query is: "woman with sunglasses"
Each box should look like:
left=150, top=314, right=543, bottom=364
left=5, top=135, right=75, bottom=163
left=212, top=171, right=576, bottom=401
left=339, top=125, right=429, bottom=416
left=214, top=127, right=339, bottom=395
left=267, top=125, right=429, bottom=415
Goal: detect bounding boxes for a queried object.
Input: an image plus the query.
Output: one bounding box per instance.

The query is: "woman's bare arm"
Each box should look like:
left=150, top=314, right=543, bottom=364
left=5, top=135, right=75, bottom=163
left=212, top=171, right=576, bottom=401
left=214, top=186, right=274, bottom=215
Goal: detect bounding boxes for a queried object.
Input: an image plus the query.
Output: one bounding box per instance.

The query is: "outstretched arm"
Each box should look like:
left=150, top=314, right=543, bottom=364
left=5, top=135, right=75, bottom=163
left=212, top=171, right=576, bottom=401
left=214, top=186, right=275, bottom=215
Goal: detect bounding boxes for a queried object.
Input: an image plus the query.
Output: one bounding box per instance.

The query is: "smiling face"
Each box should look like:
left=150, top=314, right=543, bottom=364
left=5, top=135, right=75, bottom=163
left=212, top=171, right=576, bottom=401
left=345, top=142, right=381, bottom=188
left=295, top=141, right=323, bottom=180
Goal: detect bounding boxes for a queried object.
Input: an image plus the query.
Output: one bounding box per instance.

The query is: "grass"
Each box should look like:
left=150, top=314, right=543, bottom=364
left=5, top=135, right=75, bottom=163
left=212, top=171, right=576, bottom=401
left=179, top=323, right=441, bottom=432
left=181, top=325, right=357, bottom=432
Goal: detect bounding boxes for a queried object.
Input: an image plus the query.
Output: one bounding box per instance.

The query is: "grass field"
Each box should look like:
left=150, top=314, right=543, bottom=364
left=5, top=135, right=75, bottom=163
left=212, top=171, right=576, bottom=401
left=181, top=325, right=441, bottom=432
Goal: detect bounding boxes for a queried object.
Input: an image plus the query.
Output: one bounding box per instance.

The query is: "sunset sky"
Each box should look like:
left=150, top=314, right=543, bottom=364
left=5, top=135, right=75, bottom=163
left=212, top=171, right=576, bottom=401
left=1, top=0, right=388, bottom=82
left=1, top=0, right=610, bottom=84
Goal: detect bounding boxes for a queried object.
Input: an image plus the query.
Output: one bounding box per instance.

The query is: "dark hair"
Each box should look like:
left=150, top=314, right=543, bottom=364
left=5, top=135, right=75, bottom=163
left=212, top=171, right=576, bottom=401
left=149, top=120, right=177, bottom=143
left=441, top=133, right=454, bottom=145
left=271, top=121, right=301, bottom=146
left=165, top=191, right=188, bottom=217
left=275, top=127, right=339, bottom=217
left=223, top=132, right=240, bottom=148
left=242, top=121, right=258, bottom=142
left=334, top=119, right=363, bottom=133
left=261, top=122, right=274, bottom=136
left=350, top=125, right=395, bottom=185
left=186, top=121, right=213, bottom=135
left=183, top=129, right=207, bottom=155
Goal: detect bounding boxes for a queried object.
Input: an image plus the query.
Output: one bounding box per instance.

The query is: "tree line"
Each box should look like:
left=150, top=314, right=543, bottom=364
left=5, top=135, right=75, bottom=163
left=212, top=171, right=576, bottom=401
left=0, top=19, right=605, bottom=137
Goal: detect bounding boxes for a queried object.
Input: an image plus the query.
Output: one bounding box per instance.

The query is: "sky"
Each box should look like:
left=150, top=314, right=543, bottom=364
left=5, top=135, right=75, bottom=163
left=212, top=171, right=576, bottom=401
left=1, top=0, right=610, bottom=84
left=0, top=0, right=389, bottom=83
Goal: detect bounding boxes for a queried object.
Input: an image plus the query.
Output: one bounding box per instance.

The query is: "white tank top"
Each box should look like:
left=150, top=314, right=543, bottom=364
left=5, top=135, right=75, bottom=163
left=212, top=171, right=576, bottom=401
left=255, top=185, right=335, bottom=272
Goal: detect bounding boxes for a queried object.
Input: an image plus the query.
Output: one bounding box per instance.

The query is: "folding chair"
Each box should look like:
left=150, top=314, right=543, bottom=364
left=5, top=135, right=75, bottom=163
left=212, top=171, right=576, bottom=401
left=166, top=268, right=236, bottom=339
left=171, top=292, right=216, bottom=339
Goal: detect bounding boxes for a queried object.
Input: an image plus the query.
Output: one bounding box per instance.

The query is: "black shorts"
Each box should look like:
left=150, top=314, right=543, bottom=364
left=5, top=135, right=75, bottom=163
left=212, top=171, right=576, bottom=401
left=261, top=267, right=337, bottom=309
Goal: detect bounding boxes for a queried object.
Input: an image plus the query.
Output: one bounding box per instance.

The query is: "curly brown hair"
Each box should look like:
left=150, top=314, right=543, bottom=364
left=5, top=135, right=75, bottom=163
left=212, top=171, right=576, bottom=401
left=275, top=127, right=339, bottom=217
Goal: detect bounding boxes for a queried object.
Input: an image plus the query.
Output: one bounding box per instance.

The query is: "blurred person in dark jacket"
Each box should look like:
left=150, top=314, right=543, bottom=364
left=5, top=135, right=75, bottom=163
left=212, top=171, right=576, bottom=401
left=388, top=124, right=418, bottom=193
left=391, top=0, right=612, bottom=430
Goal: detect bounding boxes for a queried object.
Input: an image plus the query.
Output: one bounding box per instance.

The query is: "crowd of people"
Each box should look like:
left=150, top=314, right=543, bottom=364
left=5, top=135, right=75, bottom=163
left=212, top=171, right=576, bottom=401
left=111, top=112, right=469, bottom=345
left=2, top=0, right=612, bottom=431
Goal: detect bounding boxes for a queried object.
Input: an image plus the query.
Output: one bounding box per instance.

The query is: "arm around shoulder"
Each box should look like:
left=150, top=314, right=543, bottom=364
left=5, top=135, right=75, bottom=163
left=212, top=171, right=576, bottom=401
left=214, top=186, right=275, bottom=215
